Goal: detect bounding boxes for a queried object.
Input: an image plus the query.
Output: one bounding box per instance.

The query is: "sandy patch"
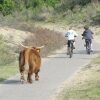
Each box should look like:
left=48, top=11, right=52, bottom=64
left=94, top=35, right=100, bottom=43
left=0, top=26, right=34, bottom=44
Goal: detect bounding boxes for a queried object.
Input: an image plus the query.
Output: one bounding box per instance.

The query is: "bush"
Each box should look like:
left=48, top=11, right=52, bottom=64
left=0, top=35, right=16, bottom=65
left=23, top=27, right=66, bottom=57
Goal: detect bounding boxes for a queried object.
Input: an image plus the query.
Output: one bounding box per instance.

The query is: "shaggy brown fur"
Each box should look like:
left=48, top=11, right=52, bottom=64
left=19, top=47, right=41, bottom=84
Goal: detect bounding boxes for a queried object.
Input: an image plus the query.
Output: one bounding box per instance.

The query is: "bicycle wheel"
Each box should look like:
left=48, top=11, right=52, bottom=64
left=69, top=42, right=73, bottom=58
left=69, top=48, right=72, bottom=58
left=86, top=40, right=91, bottom=54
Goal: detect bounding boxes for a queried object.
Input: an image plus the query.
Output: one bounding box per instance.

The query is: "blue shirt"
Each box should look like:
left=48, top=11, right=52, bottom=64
left=82, top=29, right=94, bottom=39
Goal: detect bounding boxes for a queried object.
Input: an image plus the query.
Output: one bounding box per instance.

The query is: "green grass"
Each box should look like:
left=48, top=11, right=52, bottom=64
left=62, top=82, right=100, bottom=100
left=0, top=65, right=18, bottom=82
left=92, top=56, right=100, bottom=64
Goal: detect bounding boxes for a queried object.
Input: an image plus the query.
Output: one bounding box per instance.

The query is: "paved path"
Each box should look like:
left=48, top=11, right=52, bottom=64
left=0, top=36, right=100, bottom=100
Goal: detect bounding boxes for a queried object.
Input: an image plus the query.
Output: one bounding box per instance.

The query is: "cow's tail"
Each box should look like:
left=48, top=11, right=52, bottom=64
left=24, top=50, right=30, bottom=74
left=24, top=63, right=29, bottom=74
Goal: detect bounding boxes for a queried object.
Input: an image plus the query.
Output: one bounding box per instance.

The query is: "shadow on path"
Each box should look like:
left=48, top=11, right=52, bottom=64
left=74, top=50, right=100, bottom=55
left=0, top=79, right=21, bottom=85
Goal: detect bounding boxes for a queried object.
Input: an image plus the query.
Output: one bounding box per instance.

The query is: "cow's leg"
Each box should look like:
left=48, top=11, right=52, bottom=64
left=20, top=72, right=25, bottom=84
left=35, top=69, right=40, bottom=81
left=27, top=72, right=33, bottom=83
left=19, top=66, right=25, bottom=83
left=19, top=67, right=26, bottom=84
left=19, top=51, right=26, bottom=84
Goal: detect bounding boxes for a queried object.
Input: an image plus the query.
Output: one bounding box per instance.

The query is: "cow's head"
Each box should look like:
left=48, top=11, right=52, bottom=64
left=32, top=47, right=40, bottom=53
left=36, top=48, right=41, bottom=53
left=32, top=45, right=44, bottom=53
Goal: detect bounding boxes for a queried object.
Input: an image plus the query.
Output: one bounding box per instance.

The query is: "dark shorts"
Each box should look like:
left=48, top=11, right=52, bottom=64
left=67, top=40, right=74, bottom=47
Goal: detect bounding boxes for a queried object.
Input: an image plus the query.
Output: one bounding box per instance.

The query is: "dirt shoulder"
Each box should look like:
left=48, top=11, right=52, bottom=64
left=94, top=35, right=100, bottom=43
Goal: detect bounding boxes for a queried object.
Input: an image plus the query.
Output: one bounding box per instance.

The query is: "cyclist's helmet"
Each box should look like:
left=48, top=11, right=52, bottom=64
left=84, top=25, right=89, bottom=30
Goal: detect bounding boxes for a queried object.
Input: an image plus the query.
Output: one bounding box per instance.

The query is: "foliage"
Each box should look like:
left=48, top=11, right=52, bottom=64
left=0, top=0, right=15, bottom=16
left=44, top=0, right=60, bottom=8
left=0, top=35, right=16, bottom=65
left=0, top=0, right=99, bottom=16
left=55, top=0, right=92, bottom=12
left=0, top=0, right=61, bottom=16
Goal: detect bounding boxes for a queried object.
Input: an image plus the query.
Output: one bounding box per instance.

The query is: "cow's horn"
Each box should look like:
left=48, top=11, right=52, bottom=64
left=20, top=43, right=33, bottom=48
left=37, top=45, right=45, bottom=49
left=16, top=40, right=45, bottom=49
left=20, top=43, right=44, bottom=49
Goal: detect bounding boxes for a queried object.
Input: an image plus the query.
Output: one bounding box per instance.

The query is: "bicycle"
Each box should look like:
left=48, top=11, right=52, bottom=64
left=67, top=40, right=74, bottom=58
left=85, top=39, right=91, bottom=54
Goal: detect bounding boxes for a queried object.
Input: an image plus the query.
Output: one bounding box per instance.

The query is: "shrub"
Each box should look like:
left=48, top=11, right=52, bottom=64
left=0, top=35, right=16, bottom=65
left=23, top=27, right=66, bottom=57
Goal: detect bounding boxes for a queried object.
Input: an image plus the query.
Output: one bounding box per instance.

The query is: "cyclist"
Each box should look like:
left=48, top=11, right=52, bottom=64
left=65, top=27, right=78, bottom=54
left=82, top=25, right=94, bottom=51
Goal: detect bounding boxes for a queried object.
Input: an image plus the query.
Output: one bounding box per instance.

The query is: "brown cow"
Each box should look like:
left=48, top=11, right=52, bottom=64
left=19, top=46, right=43, bottom=84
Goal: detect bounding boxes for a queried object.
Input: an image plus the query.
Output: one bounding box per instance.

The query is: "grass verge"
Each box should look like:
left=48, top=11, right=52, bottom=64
left=53, top=55, right=100, bottom=100
left=0, top=65, right=18, bottom=83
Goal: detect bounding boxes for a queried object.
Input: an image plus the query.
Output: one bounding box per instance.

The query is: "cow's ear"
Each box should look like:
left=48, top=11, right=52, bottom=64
left=36, top=48, right=40, bottom=53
